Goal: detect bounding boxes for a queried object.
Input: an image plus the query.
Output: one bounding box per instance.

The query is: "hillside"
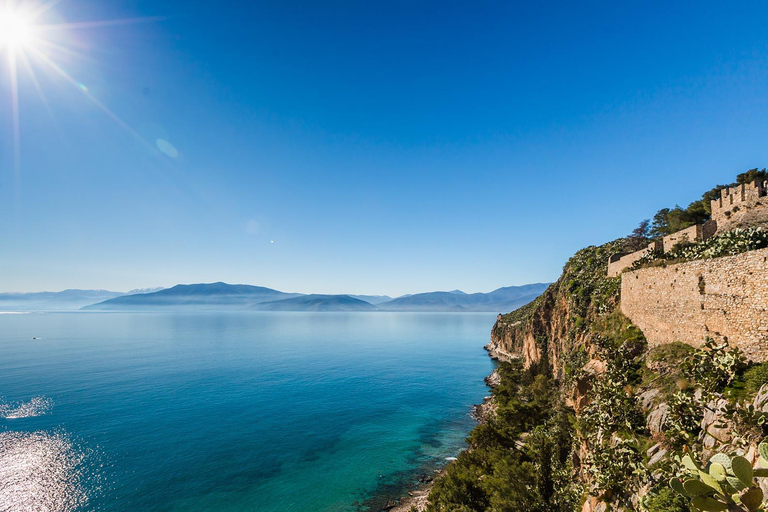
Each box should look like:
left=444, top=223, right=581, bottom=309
left=378, top=283, right=550, bottom=312
left=254, top=294, right=378, bottom=312
left=83, top=282, right=300, bottom=310
left=422, top=171, right=768, bottom=512
left=80, top=282, right=548, bottom=312
left=348, top=294, right=393, bottom=305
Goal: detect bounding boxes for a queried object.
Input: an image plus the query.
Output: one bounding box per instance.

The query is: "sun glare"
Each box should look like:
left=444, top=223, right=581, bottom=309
left=2, top=1, right=163, bottom=190
left=0, top=8, right=36, bottom=49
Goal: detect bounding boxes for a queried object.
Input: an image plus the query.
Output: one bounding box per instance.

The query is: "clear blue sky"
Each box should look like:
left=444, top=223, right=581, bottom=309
left=2, top=0, right=768, bottom=295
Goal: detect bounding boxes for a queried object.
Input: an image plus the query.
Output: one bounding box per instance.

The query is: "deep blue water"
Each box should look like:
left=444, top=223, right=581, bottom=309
left=0, top=312, right=495, bottom=511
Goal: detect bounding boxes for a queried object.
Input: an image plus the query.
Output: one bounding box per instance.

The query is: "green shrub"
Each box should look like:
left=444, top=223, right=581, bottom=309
left=643, top=483, right=691, bottom=512
left=632, top=228, right=768, bottom=270
left=681, top=338, right=747, bottom=394
left=665, top=390, right=704, bottom=447
left=744, top=364, right=768, bottom=397
left=427, top=360, right=579, bottom=512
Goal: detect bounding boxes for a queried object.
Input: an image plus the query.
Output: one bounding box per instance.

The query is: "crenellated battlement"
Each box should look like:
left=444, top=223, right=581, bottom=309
left=711, top=179, right=768, bottom=228
left=608, top=179, right=768, bottom=277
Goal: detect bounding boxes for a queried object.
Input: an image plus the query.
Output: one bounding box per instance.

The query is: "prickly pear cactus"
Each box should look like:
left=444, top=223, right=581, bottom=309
left=669, top=442, right=768, bottom=511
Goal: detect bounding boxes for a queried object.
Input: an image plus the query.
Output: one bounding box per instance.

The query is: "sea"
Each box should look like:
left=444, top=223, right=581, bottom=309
left=0, top=311, right=496, bottom=511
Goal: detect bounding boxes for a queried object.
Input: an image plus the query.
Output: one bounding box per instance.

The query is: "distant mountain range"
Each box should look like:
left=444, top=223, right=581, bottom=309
left=0, top=287, right=165, bottom=311
left=0, top=282, right=549, bottom=313
left=377, top=284, right=549, bottom=312
left=79, top=282, right=549, bottom=312
left=82, top=283, right=300, bottom=310
left=0, top=289, right=125, bottom=311
left=255, top=294, right=378, bottom=312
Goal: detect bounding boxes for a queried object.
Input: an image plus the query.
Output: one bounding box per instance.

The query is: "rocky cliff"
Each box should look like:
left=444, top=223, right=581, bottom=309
left=480, top=236, right=768, bottom=511
left=430, top=239, right=768, bottom=512
left=488, top=239, right=624, bottom=377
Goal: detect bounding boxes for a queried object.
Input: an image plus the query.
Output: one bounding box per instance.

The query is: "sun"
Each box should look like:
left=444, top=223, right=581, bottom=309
left=2, top=1, right=163, bottom=187
left=0, top=7, right=36, bottom=49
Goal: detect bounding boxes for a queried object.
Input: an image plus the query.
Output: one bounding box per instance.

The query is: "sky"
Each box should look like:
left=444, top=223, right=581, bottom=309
left=2, top=0, right=768, bottom=295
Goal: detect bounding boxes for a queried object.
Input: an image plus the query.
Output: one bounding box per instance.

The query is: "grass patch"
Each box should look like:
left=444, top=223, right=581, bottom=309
left=642, top=342, right=695, bottom=397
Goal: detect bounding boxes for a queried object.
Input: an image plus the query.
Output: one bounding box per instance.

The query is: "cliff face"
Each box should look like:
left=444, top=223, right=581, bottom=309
left=483, top=236, right=768, bottom=512
left=488, top=239, right=624, bottom=376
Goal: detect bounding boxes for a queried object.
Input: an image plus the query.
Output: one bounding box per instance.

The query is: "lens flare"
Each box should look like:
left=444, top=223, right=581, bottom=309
left=1, top=1, right=164, bottom=199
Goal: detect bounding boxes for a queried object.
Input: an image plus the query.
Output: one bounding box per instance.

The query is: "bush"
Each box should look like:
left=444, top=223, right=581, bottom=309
left=427, top=360, right=579, bottom=512
left=744, top=363, right=768, bottom=397
left=642, top=483, right=691, bottom=512
left=665, top=390, right=703, bottom=446
left=631, top=228, right=768, bottom=270
left=681, top=338, right=747, bottom=394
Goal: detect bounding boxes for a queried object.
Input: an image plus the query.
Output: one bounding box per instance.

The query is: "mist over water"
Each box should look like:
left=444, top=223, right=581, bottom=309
left=0, top=312, right=495, bottom=511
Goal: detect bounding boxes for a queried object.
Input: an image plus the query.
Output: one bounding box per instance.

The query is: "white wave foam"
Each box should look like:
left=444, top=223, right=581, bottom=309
left=0, top=430, right=88, bottom=511
left=0, top=397, right=54, bottom=419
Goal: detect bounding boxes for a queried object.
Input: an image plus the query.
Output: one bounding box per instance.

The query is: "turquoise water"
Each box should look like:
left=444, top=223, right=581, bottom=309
left=0, top=312, right=495, bottom=511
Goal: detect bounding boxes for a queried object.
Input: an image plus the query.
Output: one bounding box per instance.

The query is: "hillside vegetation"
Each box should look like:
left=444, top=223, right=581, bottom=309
left=424, top=171, right=768, bottom=512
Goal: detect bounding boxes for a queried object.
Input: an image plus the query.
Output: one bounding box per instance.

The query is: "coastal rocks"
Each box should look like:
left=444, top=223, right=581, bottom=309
left=388, top=481, right=434, bottom=512
left=472, top=397, right=497, bottom=423
left=483, top=341, right=516, bottom=362
left=484, top=368, right=501, bottom=387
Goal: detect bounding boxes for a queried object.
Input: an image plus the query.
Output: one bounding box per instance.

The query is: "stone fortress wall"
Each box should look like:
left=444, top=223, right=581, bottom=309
left=711, top=179, right=768, bottom=232
left=607, top=179, right=768, bottom=277
left=620, top=247, right=768, bottom=361
left=611, top=178, right=768, bottom=360
left=607, top=241, right=661, bottom=277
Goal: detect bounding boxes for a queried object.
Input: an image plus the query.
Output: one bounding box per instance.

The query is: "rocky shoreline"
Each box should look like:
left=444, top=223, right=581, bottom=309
left=384, top=470, right=441, bottom=512
left=378, top=366, right=501, bottom=512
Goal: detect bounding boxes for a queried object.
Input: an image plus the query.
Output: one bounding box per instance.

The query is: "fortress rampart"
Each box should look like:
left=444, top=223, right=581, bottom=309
left=620, top=247, right=768, bottom=361
left=711, top=180, right=768, bottom=233
left=607, top=179, right=768, bottom=277
left=607, top=241, right=662, bottom=278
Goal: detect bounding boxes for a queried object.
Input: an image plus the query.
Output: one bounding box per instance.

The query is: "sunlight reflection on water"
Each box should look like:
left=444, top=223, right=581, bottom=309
left=0, top=431, right=87, bottom=512
left=0, top=396, right=54, bottom=419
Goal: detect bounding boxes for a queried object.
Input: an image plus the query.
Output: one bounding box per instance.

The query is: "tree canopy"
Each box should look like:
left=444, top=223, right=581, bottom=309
left=631, top=169, right=768, bottom=241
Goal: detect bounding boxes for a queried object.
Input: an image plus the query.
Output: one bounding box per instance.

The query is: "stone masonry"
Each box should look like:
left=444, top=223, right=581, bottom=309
left=607, top=241, right=662, bottom=278
left=607, top=179, right=767, bottom=277
left=621, top=247, right=768, bottom=361
left=662, top=221, right=717, bottom=252
left=711, top=179, right=768, bottom=233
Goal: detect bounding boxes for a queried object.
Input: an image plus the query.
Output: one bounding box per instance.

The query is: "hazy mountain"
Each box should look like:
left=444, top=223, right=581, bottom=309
left=377, top=283, right=550, bottom=312
left=254, top=295, right=377, bottom=312
left=348, top=294, right=393, bottom=305
left=0, top=289, right=126, bottom=311
left=83, top=283, right=300, bottom=310
left=76, top=282, right=549, bottom=313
